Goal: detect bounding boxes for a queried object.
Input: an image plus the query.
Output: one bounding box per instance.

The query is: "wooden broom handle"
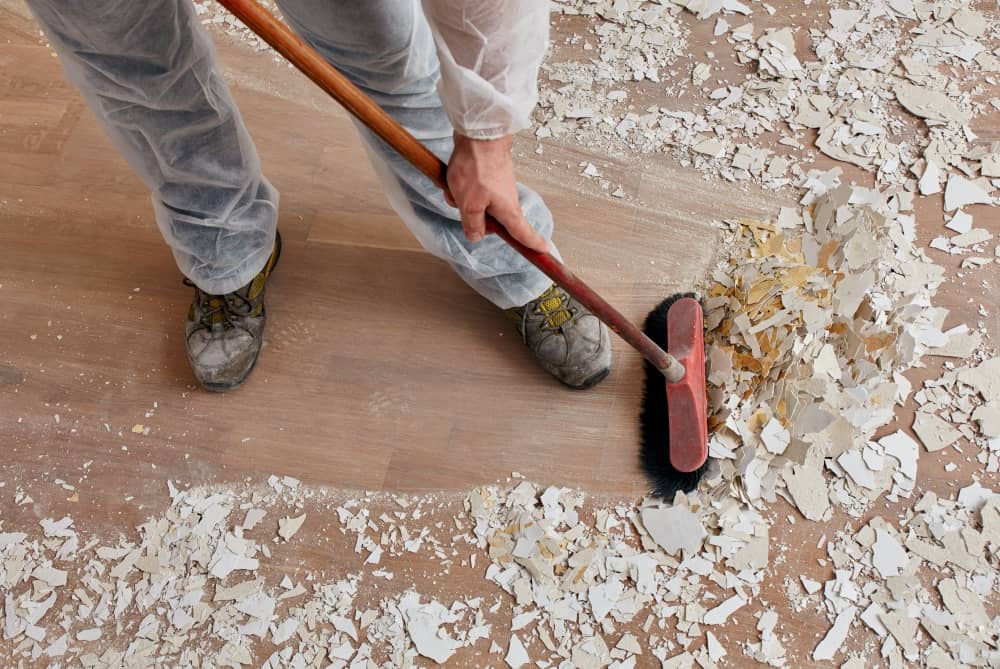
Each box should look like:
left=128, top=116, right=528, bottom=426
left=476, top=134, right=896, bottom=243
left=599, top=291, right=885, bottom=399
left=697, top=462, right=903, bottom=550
left=216, top=0, right=685, bottom=382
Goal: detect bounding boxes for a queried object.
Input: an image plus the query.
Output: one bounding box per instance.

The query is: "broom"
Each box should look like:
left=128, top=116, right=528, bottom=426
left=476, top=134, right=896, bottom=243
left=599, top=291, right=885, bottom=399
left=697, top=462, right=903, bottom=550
left=216, top=0, right=711, bottom=497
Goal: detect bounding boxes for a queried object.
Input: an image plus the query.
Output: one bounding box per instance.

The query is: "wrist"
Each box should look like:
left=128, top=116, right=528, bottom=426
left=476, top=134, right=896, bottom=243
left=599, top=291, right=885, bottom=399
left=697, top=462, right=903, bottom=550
left=453, top=126, right=514, bottom=141
left=454, top=133, right=513, bottom=155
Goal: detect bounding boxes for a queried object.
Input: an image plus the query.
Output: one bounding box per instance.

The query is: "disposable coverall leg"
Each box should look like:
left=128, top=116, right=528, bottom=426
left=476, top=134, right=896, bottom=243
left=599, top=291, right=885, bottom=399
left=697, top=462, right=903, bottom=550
left=26, top=0, right=556, bottom=308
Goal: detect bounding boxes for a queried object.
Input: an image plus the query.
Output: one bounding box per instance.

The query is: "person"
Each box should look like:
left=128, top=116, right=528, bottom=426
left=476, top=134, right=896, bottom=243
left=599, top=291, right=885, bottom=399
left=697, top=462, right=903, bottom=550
left=26, top=0, right=612, bottom=391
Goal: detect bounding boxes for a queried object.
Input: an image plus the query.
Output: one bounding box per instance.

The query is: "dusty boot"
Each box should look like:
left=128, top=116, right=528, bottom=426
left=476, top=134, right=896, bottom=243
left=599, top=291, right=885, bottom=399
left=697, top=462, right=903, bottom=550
left=185, top=232, right=282, bottom=391
left=507, top=283, right=612, bottom=389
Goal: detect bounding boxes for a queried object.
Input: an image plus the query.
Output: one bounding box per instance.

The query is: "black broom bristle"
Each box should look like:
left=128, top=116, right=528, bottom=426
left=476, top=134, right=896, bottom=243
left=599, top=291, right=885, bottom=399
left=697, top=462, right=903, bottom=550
left=639, top=292, right=710, bottom=501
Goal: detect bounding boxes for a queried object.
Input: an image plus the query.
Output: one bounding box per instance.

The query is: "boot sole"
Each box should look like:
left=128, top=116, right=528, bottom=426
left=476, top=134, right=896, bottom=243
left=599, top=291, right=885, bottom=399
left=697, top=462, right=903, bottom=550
left=567, top=366, right=611, bottom=390
left=200, top=352, right=261, bottom=393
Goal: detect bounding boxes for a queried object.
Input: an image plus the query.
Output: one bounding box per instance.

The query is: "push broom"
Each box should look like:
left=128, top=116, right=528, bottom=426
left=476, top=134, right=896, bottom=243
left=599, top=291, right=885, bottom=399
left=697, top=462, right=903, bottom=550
left=217, top=0, right=710, bottom=497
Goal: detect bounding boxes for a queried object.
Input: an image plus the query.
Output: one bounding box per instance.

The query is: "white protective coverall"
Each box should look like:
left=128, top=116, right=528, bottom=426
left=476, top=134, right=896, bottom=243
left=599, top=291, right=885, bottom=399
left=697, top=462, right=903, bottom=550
left=26, top=0, right=556, bottom=308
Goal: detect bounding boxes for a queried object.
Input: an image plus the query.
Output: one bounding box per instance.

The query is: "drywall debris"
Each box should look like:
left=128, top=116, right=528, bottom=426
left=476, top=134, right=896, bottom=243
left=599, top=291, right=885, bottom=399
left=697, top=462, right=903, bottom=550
left=10, top=2, right=999, bottom=667
left=894, top=82, right=971, bottom=124
left=277, top=513, right=306, bottom=541
left=640, top=504, right=705, bottom=555
left=913, top=411, right=961, bottom=452
left=812, top=606, right=857, bottom=661
left=702, top=594, right=747, bottom=624
left=944, top=175, right=993, bottom=211
left=3, top=471, right=998, bottom=667
left=785, top=465, right=829, bottom=521
left=505, top=635, right=530, bottom=668
left=919, top=160, right=942, bottom=195
left=871, top=529, right=908, bottom=578
left=399, top=592, right=461, bottom=664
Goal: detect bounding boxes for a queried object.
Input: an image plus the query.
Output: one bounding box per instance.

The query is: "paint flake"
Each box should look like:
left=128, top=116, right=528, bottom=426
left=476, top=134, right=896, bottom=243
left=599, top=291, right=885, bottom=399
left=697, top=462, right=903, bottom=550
left=640, top=505, right=705, bottom=555
left=702, top=594, right=746, bottom=624
left=277, top=514, right=306, bottom=541
left=871, top=529, right=908, bottom=578
left=944, top=175, right=993, bottom=211
left=760, top=418, right=790, bottom=454
left=505, top=634, right=530, bottom=669
left=913, top=411, right=961, bottom=452
left=399, top=592, right=460, bottom=664
left=784, top=465, right=830, bottom=521
left=812, top=605, right=857, bottom=661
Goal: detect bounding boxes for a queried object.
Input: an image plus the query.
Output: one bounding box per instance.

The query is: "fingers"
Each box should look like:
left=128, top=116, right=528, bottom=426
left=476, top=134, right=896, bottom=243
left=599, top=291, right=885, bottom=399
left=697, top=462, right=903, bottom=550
left=455, top=189, right=551, bottom=254
left=445, top=132, right=550, bottom=254
left=460, top=205, right=487, bottom=244
left=505, top=217, right=550, bottom=255
left=488, top=197, right=550, bottom=254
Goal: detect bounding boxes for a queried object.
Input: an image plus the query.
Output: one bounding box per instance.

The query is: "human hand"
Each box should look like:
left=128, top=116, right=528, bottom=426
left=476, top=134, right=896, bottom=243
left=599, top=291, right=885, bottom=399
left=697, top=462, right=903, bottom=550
left=445, top=133, right=550, bottom=254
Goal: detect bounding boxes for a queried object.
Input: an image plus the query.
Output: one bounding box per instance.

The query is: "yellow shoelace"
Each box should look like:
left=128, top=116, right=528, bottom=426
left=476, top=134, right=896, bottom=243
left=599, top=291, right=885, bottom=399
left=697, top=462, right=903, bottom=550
left=535, top=284, right=573, bottom=329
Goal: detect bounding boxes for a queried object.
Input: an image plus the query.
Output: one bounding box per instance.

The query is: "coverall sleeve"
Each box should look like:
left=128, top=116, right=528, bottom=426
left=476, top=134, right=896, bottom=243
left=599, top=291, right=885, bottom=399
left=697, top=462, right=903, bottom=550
left=420, top=0, right=549, bottom=140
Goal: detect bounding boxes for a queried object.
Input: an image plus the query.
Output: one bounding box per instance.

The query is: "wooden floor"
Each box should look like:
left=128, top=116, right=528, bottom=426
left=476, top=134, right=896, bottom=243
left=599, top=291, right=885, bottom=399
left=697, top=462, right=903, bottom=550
left=2, top=0, right=996, bottom=510
left=0, top=2, right=799, bottom=513
left=2, top=2, right=998, bottom=666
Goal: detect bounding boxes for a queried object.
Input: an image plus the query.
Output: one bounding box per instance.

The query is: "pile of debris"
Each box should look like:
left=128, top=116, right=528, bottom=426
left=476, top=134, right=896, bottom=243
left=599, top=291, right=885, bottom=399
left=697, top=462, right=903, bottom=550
left=700, top=174, right=997, bottom=516
left=542, top=0, right=998, bottom=212
left=1, top=472, right=997, bottom=667
left=816, top=482, right=1000, bottom=665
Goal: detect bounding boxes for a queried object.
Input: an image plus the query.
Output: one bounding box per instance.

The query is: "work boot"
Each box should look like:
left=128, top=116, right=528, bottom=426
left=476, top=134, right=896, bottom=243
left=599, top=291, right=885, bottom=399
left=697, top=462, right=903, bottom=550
left=507, top=283, right=612, bottom=389
left=184, top=232, right=282, bottom=391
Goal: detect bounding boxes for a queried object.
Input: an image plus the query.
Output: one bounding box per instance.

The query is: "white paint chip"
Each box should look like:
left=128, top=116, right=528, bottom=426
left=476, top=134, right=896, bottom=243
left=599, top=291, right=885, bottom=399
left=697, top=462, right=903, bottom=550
left=801, top=577, right=822, bottom=594
left=640, top=506, right=705, bottom=555
left=871, top=529, right=908, bottom=578
left=918, top=160, right=941, bottom=195
left=399, top=592, right=460, bottom=664
left=837, top=450, right=877, bottom=490
left=913, top=411, right=961, bottom=452
left=944, top=175, right=993, bottom=211
left=505, top=635, right=530, bottom=669
left=784, top=465, right=830, bottom=521
left=702, top=595, right=747, bottom=625
left=945, top=210, right=973, bottom=234
left=705, top=631, right=726, bottom=661
left=813, top=606, right=857, bottom=661
left=761, top=418, right=790, bottom=454
left=277, top=514, right=306, bottom=541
